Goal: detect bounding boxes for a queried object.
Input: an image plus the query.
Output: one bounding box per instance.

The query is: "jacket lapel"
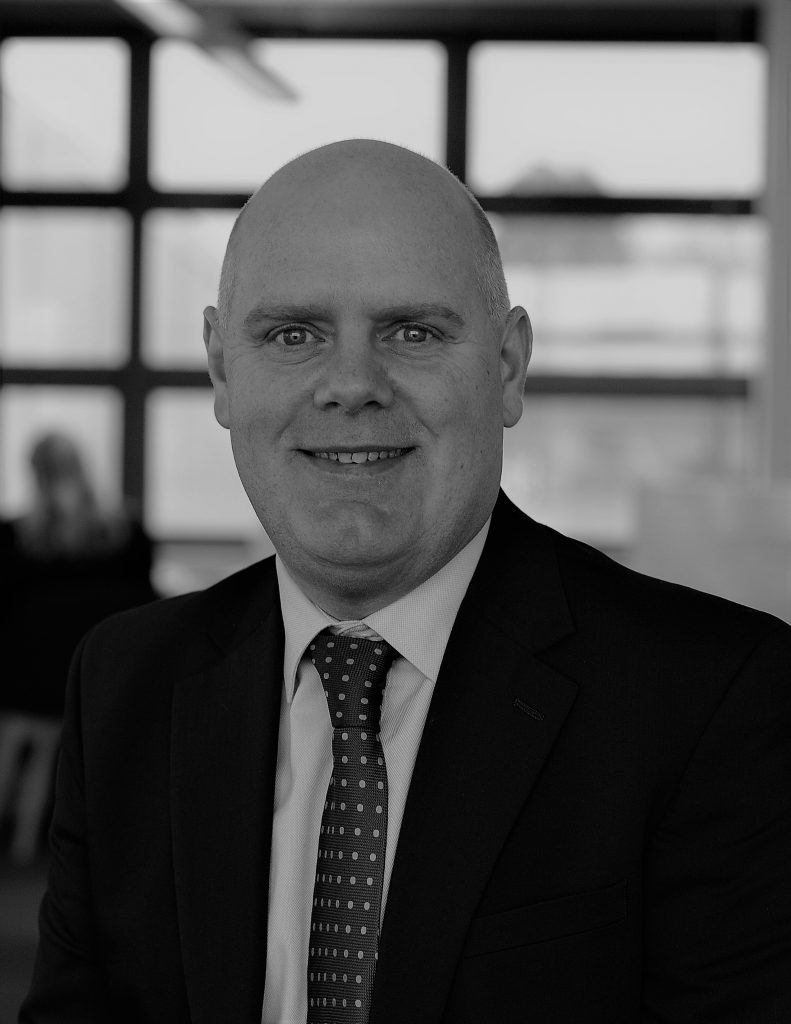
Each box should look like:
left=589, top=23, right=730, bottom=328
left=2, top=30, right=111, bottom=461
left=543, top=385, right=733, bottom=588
left=171, top=567, right=284, bottom=1024
left=372, top=493, right=579, bottom=1024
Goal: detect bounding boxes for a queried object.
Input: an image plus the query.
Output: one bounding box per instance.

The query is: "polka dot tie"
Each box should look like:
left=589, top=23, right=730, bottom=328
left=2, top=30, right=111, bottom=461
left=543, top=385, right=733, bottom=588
left=307, top=630, right=397, bottom=1023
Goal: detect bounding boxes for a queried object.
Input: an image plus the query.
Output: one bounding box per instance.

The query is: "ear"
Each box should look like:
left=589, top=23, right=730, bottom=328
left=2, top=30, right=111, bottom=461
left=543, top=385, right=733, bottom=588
left=203, top=306, right=230, bottom=429
left=499, top=305, right=532, bottom=428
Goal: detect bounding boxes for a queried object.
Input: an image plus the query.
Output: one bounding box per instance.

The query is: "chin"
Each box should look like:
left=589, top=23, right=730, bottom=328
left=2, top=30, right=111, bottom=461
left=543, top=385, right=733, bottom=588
left=319, top=502, right=401, bottom=544
left=312, top=527, right=399, bottom=569
left=269, top=507, right=404, bottom=568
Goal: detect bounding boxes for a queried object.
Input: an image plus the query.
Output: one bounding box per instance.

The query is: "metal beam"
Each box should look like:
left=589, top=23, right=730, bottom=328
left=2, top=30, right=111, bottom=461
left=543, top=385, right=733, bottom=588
left=0, top=2, right=760, bottom=42
left=761, top=0, right=791, bottom=479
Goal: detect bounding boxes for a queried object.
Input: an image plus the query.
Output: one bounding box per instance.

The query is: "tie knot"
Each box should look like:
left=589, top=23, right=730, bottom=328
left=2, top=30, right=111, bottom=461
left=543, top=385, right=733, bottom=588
left=309, top=630, right=396, bottom=731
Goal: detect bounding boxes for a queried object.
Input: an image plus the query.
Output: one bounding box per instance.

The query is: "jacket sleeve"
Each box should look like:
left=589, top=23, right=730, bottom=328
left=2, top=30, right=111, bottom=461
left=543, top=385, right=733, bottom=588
left=18, top=631, right=110, bottom=1023
left=642, top=622, right=791, bottom=1024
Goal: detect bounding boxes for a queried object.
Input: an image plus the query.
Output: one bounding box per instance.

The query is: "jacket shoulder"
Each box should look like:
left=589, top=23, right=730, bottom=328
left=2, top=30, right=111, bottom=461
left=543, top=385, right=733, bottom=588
left=81, top=554, right=279, bottom=678
left=546, top=522, right=789, bottom=661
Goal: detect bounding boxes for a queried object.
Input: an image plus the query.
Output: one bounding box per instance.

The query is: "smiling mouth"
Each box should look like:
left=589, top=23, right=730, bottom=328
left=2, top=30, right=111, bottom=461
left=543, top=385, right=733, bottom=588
left=304, top=448, right=412, bottom=464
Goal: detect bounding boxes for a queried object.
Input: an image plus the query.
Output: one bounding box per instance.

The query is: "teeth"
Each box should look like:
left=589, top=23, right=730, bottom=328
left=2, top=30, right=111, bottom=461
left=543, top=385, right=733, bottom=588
left=313, top=449, right=405, bottom=462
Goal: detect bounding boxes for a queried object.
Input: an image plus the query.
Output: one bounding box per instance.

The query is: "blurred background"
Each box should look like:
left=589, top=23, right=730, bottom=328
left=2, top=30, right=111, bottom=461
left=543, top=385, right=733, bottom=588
left=1, top=0, right=791, bottom=1013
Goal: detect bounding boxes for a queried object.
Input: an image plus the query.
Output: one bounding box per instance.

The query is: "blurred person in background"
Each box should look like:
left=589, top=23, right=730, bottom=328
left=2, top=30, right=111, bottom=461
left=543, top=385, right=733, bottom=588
left=0, top=432, right=157, bottom=865
left=19, top=142, right=791, bottom=1024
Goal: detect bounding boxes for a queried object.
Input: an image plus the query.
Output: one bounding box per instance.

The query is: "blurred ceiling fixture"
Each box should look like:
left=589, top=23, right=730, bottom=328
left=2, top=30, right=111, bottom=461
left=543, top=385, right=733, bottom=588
left=111, top=0, right=299, bottom=99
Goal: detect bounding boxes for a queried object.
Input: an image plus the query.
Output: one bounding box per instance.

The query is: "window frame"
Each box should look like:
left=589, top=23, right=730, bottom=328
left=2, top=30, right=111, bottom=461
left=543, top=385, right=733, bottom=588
left=0, top=1, right=763, bottom=541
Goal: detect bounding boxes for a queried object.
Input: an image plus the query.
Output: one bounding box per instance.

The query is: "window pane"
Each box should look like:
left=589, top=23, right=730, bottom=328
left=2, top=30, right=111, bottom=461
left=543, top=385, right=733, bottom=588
left=492, top=215, right=765, bottom=376
left=146, top=389, right=263, bottom=537
left=470, top=45, right=765, bottom=196
left=1, top=209, right=130, bottom=367
left=1, top=38, right=128, bottom=190
left=502, top=396, right=756, bottom=548
left=0, top=386, right=123, bottom=517
left=151, top=39, right=445, bottom=189
left=143, top=210, right=236, bottom=367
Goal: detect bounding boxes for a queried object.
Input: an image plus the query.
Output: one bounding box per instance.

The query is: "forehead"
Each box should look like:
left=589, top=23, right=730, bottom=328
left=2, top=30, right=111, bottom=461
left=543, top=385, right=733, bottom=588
left=232, top=162, right=482, bottom=315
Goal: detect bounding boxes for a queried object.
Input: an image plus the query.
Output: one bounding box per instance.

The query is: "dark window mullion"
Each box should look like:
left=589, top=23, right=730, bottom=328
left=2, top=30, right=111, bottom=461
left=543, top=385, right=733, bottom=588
left=479, top=196, right=756, bottom=217
left=122, top=32, right=151, bottom=511
left=0, top=190, right=757, bottom=218
left=444, top=37, right=470, bottom=181
left=523, top=375, right=749, bottom=397
left=0, top=368, right=127, bottom=387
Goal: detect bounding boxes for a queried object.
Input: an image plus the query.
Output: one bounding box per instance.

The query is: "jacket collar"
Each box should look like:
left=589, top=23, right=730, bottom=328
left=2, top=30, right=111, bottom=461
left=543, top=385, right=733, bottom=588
left=372, top=491, right=579, bottom=1023
left=171, top=561, right=284, bottom=1024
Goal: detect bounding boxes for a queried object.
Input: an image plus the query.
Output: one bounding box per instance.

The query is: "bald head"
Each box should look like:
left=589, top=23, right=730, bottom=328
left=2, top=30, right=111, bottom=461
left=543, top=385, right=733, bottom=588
left=203, top=138, right=532, bottom=617
left=216, top=139, right=509, bottom=332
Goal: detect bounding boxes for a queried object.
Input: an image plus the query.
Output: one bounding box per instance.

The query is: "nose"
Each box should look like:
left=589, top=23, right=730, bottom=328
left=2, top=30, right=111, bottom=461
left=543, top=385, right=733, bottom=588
left=313, top=336, right=394, bottom=413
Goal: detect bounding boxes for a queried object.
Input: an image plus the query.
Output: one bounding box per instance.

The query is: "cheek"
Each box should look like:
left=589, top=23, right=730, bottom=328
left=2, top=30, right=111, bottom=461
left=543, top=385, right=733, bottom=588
left=456, top=402, right=504, bottom=479
left=433, top=411, right=496, bottom=480
left=226, top=364, right=284, bottom=437
left=226, top=394, right=281, bottom=489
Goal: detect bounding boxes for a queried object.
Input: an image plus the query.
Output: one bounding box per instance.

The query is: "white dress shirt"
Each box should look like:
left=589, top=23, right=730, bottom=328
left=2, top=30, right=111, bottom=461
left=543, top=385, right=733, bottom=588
left=261, top=521, right=489, bottom=1023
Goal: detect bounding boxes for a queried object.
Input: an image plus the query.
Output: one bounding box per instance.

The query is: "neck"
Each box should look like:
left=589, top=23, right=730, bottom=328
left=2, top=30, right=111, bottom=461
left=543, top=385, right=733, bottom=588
left=282, top=551, right=442, bottom=620
left=296, top=576, right=408, bottom=621
left=281, top=528, right=488, bottom=621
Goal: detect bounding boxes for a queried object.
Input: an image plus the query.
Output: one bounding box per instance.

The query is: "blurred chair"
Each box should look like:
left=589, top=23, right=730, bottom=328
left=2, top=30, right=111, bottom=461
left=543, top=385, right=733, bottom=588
left=0, top=716, right=60, bottom=865
left=631, top=478, right=791, bottom=622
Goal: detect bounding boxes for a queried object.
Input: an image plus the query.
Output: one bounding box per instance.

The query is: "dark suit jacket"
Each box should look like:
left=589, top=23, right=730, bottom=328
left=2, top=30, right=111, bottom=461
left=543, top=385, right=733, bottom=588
left=20, top=492, right=791, bottom=1023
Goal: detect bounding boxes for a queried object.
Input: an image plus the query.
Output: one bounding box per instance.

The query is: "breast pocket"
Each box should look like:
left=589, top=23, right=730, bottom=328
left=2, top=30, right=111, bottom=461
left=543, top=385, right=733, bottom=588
left=462, top=878, right=628, bottom=958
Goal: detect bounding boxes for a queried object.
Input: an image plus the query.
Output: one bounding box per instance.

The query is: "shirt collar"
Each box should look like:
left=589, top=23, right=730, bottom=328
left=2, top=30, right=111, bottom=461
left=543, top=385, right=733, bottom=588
left=276, top=519, right=490, bottom=702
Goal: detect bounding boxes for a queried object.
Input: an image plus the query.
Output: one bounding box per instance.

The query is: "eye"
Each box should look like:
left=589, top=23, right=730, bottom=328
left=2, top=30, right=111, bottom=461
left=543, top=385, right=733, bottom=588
left=270, top=324, right=322, bottom=348
left=386, top=323, right=439, bottom=346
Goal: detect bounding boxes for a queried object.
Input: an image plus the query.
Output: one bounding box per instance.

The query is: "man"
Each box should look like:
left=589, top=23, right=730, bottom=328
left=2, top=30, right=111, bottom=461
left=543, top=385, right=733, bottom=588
left=21, top=140, right=791, bottom=1023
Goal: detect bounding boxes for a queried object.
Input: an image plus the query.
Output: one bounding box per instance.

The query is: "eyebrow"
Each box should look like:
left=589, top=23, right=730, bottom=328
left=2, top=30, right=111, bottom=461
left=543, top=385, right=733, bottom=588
left=241, top=302, right=466, bottom=333
left=377, top=304, right=466, bottom=330
left=242, top=304, right=326, bottom=332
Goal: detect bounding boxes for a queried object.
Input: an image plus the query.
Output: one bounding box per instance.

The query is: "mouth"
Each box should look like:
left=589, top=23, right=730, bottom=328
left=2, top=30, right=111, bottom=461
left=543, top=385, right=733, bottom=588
left=300, top=447, right=414, bottom=465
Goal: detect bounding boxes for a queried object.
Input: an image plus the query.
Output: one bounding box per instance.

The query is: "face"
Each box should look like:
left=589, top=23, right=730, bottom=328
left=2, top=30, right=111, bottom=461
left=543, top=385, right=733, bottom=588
left=205, top=152, right=531, bottom=617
